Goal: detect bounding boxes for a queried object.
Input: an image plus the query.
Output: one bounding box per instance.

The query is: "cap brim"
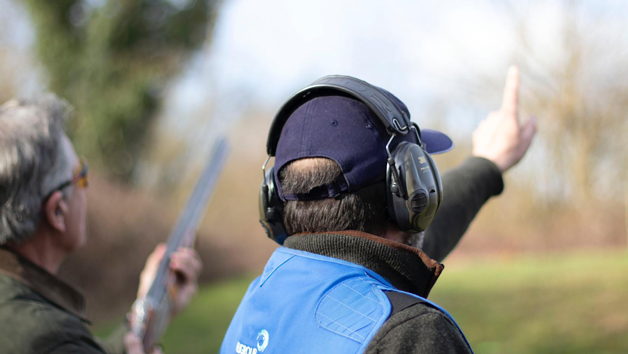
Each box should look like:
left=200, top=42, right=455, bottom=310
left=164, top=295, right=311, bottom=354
left=422, top=129, right=453, bottom=154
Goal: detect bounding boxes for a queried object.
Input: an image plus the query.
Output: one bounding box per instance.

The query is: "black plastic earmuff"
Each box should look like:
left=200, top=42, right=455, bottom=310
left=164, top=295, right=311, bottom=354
left=385, top=123, right=443, bottom=233
left=259, top=162, right=287, bottom=245
left=260, top=75, right=443, bottom=244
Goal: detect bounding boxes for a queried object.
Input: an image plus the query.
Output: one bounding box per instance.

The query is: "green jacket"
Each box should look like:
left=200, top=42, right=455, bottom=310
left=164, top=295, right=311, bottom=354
left=0, top=247, right=124, bottom=354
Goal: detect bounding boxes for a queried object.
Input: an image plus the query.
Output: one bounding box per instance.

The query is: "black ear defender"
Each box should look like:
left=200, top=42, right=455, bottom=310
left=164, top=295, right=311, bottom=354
left=259, top=75, right=444, bottom=244
left=259, top=161, right=288, bottom=245
left=386, top=123, right=443, bottom=233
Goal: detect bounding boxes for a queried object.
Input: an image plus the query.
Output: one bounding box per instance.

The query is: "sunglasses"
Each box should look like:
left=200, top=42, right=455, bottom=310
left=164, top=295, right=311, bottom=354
left=44, top=157, right=89, bottom=200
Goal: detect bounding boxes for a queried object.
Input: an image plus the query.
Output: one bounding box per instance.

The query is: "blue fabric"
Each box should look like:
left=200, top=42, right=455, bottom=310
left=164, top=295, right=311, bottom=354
left=221, top=247, right=471, bottom=354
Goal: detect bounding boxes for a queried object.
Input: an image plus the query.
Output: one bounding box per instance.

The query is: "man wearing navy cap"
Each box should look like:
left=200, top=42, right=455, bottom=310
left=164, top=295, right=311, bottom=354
left=222, top=67, right=535, bottom=354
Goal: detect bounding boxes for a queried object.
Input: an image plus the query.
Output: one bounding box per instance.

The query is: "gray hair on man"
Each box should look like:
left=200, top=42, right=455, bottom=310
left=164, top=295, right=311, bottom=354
left=0, top=94, right=74, bottom=245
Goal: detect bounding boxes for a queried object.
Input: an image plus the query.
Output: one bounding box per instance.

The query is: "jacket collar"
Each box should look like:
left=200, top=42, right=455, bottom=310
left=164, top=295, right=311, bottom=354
left=283, top=230, right=444, bottom=298
left=0, top=247, right=89, bottom=322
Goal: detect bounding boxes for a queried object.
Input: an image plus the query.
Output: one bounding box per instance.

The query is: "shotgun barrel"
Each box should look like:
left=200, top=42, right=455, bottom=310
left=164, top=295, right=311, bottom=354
left=129, top=137, right=229, bottom=352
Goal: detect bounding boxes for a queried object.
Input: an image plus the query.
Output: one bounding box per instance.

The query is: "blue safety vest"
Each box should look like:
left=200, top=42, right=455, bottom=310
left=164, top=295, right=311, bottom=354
left=221, top=247, right=472, bottom=354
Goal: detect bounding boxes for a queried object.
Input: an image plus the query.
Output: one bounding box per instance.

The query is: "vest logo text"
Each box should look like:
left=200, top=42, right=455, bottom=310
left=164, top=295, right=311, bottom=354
left=236, top=341, right=257, bottom=354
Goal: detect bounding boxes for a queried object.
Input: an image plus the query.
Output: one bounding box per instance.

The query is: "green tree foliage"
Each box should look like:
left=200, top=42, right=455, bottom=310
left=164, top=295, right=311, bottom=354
left=22, top=0, right=219, bottom=180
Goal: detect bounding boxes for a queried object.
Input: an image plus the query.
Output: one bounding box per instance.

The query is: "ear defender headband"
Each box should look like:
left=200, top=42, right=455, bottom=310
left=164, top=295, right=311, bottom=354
left=259, top=75, right=443, bottom=245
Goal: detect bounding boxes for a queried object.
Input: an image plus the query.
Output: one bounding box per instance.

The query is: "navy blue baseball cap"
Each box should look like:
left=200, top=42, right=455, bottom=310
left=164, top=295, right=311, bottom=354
left=273, top=88, right=453, bottom=201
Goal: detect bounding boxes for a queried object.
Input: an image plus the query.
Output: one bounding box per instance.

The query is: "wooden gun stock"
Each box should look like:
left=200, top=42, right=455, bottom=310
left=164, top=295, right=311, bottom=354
left=128, top=137, right=229, bottom=352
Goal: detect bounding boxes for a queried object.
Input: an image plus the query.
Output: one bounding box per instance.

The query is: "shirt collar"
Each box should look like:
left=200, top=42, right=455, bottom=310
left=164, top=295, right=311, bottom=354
left=0, top=247, right=89, bottom=322
left=283, top=230, right=444, bottom=298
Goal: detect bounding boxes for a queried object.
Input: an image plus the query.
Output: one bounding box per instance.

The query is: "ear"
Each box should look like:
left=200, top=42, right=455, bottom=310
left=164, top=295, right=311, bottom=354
left=43, top=191, right=68, bottom=233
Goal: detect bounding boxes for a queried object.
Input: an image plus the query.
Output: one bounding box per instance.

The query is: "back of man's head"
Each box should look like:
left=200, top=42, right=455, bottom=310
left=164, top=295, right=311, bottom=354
left=266, top=76, right=453, bottom=243
left=279, top=157, right=387, bottom=236
left=0, top=95, right=72, bottom=245
left=275, top=95, right=396, bottom=236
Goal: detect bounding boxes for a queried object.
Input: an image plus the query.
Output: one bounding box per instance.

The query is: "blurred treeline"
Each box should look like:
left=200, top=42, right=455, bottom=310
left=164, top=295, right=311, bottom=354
left=0, top=0, right=626, bottom=324
left=2, top=0, right=262, bottom=321
left=439, top=2, right=628, bottom=256
left=12, top=0, right=280, bottom=322
left=23, top=0, right=218, bottom=180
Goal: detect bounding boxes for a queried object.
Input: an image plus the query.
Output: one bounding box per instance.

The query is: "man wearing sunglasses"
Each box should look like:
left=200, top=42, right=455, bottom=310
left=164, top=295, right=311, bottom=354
left=0, top=96, right=201, bottom=354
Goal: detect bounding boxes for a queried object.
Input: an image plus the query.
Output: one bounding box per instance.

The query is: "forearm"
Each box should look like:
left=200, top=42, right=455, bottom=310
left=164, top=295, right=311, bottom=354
left=422, top=156, right=504, bottom=262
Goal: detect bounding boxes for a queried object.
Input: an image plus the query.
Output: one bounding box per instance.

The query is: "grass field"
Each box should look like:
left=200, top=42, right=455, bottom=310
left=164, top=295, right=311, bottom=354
left=121, top=250, right=628, bottom=353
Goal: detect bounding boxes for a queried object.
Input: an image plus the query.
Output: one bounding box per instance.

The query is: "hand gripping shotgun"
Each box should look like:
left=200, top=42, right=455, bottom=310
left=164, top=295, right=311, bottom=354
left=128, top=137, right=229, bottom=352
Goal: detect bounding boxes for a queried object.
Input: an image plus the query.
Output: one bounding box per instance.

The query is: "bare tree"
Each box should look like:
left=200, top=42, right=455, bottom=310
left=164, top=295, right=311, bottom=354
left=467, top=1, right=628, bottom=208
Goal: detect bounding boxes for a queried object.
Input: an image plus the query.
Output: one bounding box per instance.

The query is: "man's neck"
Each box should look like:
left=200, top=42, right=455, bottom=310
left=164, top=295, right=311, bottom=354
left=8, top=231, right=67, bottom=274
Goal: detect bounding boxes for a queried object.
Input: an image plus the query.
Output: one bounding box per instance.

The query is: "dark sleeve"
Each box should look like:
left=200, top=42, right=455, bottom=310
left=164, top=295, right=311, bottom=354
left=422, top=156, right=504, bottom=262
left=365, top=306, right=473, bottom=354
left=36, top=310, right=110, bottom=354
left=95, top=325, right=127, bottom=354
left=48, top=344, right=109, bottom=354
left=45, top=326, right=126, bottom=354
left=41, top=325, right=108, bottom=354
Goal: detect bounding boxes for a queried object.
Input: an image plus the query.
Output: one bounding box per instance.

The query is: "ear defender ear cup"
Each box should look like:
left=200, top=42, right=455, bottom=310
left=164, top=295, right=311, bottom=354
left=259, top=166, right=289, bottom=245
left=386, top=142, right=443, bottom=233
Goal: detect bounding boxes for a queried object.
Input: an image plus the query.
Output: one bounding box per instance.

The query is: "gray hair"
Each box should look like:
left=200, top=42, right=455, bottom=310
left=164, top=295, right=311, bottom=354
left=0, top=95, right=73, bottom=245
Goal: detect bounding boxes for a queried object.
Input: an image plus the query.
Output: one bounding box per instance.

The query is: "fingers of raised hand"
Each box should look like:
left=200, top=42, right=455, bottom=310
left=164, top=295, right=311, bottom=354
left=486, top=111, right=503, bottom=123
left=475, top=112, right=504, bottom=139
left=501, top=66, right=520, bottom=115
left=518, top=116, right=538, bottom=153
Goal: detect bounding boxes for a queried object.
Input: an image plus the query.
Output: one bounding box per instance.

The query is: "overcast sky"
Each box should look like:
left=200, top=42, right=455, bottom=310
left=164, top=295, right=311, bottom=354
left=170, top=0, right=525, bottom=130
left=166, top=0, right=628, bottom=137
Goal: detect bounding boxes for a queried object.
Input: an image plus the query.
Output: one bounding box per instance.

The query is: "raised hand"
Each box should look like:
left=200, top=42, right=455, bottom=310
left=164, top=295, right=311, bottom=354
left=472, top=66, right=537, bottom=173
